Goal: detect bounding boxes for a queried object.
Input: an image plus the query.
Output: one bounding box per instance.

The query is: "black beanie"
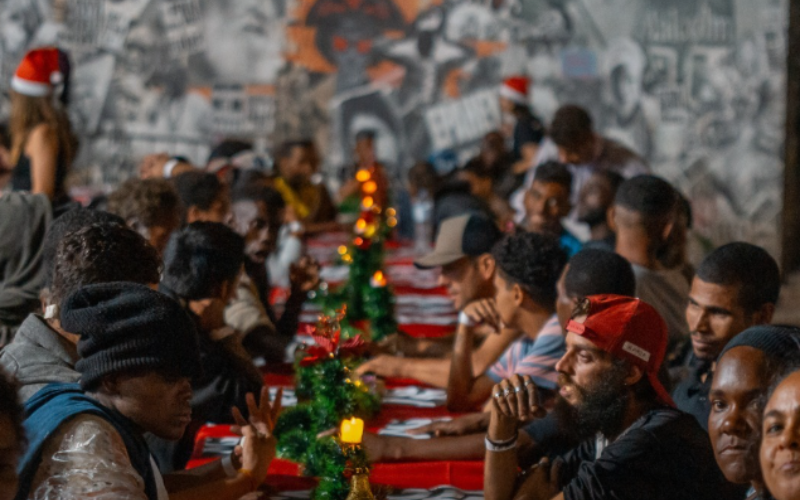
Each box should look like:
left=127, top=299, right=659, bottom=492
left=61, top=282, right=202, bottom=390
left=718, top=325, right=800, bottom=366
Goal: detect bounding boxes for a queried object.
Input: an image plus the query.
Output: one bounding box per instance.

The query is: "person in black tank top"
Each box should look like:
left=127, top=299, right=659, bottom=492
left=9, top=47, right=76, bottom=206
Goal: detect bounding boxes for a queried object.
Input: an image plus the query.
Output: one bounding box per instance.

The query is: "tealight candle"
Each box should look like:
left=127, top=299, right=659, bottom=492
left=340, top=417, right=364, bottom=444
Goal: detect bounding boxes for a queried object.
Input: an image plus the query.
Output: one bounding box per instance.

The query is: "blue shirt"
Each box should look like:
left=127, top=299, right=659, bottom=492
left=560, top=229, right=583, bottom=258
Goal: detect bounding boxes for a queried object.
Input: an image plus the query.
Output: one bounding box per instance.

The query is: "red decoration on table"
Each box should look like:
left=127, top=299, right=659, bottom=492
left=299, top=307, right=367, bottom=366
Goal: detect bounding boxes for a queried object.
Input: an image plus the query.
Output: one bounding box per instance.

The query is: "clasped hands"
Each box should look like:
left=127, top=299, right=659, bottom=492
left=489, top=375, right=558, bottom=500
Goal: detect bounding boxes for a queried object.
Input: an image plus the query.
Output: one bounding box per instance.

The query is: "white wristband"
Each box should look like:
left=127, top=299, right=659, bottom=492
left=287, top=221, right=304, bottom=233
left=485, top=435, right=517, bottom=452
left=221, top=453, right=238, bottom=478
left=163, top=158, right=179, bottom=178
left=458, top=311, right=477, bottom=327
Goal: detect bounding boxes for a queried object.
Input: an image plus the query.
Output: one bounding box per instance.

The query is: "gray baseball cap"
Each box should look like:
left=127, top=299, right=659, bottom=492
left=414, top=214, right=503, bottom=269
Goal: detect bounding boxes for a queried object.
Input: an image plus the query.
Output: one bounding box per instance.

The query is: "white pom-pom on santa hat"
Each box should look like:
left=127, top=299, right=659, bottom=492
left=499, top=76, right=531, bottom=106
left=11, top=47, right=64, bottom=97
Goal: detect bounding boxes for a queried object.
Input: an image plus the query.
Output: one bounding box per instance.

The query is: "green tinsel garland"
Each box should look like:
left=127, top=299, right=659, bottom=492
left=274, top=356, right=379, bottom=500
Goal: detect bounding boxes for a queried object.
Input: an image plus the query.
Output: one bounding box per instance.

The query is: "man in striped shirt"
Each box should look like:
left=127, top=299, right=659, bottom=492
left=445, top=232, right=567, bottom=412
left=362, top=249, right=637, bottom=462
left=486, top=315, right=564, bottom=391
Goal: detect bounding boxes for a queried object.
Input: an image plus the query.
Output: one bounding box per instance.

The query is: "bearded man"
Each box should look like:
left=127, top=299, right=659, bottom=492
left=483, top=295, right=741, bottom=500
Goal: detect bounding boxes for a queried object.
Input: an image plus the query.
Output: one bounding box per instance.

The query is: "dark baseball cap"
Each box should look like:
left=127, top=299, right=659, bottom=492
left=414, top=214, right=502, bottom=269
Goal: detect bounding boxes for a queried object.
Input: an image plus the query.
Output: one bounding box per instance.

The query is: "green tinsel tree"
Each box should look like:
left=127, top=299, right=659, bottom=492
left=274, top=313, right=379, bottom=500
left=316, top=188, right=399, bottom=342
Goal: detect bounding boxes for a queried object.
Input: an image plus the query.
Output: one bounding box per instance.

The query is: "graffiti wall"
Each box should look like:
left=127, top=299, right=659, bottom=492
left=0, top=0, right=788, bottom=257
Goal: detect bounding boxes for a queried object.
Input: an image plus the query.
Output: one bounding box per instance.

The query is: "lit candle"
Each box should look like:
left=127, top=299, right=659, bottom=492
left=370, top=271, right=387, bottom=288
left=340, top=417, right=364, bottom=444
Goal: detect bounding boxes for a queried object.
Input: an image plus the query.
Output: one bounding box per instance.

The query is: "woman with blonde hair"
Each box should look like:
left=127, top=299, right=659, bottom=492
left=9, top=47, right=76, bottom=204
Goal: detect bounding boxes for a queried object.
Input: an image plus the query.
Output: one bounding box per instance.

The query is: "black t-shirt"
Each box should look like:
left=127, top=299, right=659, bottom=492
left=672, top=354, right=713, bottom=432
left=557, top=407, right=744, bottom=500
left=512, top=110, right=545, bottom=160
left=522, top=412, right=579, bottom=460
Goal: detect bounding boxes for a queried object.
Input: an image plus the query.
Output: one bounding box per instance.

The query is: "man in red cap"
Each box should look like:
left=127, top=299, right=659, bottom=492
left=484, top=294, right=740, bottom=500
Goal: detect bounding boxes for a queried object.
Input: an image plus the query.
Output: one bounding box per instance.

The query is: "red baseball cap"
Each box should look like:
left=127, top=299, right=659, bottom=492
left=565, top=294, right=675, bottom=407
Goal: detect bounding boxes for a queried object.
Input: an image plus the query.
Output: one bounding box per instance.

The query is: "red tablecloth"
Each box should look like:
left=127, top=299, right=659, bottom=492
left=188, top=374, right=484, bottom=489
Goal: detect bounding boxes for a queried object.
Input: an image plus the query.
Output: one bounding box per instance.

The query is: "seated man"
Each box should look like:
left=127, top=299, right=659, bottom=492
left=226, top=183, right=319, bottom=363
left=15, top=282, right=279, bottom=500
left=485, top=295, right=739, bottom=500
left=273, top=140, right=339, bottom=234
left=708, top=326, right=800, bottom=500
left=575, top=170, right=623, bottom=252
left=446, top=232, right=567, bottom=412
left=0, top=215, right=160, bottom=402
left=139, top=152, right=196, bottom=179
left=155, top=222, right=264, bottom=472
left=337, top=129, right=389, bottom=207
left=673, top=242, right=780, bottom=430
left=612, top=174, right=689, bottom=356
left=523, top=161, right=582, bottom=257
left=363, top=249, right=636, bottom=462
left=107, top=178, right=182, bottom=256
left=476, top=131, right=517, bottom=200
left=550, top=104, right=648, bottom=193
left=356, top=214, right=512, bottom=388
left=172, top=171, right=231, bottom=224
left=457, top=159, right=515, bottom=228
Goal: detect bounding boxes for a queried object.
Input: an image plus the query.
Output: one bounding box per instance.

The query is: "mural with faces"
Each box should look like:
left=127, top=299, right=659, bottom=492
left=0, top=0, right=789, bottom=258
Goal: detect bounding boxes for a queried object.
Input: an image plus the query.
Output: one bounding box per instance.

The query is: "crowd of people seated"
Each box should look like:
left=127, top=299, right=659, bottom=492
left=3, top=48, right=800, bottom=500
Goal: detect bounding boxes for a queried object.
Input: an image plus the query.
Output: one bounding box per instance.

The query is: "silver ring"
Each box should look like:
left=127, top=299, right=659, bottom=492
left=502, top=388, right=512, bottom=396
left=513, top=386, right=524, bottom=393
left=494, top=392, right=503, bottom=398
left=524, top=380, right=534, bottom=387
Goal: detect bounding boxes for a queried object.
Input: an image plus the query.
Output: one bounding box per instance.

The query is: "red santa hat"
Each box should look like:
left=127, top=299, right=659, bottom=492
left=11, top=47, right=66, bottom=97
left=499, top=76, right=531, bottom=106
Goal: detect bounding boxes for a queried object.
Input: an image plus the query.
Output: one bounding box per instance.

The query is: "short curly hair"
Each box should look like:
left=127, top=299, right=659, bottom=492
left=162, top=222, right=245, bottom=301
left=50, top=222, right=161, bottom=306
left=42, top=208, right=125, bottom=288
left=491, top=231, right=567, bottom=307
left=107, top=178, right=181, bottom=228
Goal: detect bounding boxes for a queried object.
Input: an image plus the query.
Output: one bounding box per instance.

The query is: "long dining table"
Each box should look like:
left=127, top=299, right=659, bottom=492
left=187, top=234, right=486, bottom=494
